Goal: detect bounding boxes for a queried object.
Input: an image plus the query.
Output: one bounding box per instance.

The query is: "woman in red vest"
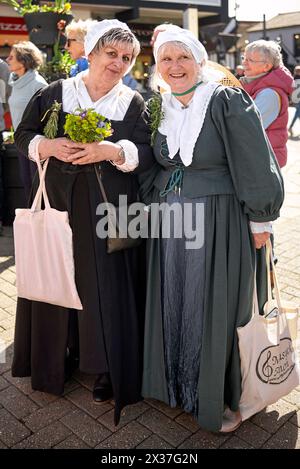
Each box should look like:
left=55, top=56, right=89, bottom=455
left=240, top=40, right=294, bottom=168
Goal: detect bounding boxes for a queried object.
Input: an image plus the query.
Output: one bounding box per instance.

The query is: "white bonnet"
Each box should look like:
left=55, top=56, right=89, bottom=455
left=84, top=19, right=131, bottom=56
left=153, top=28, right=208, bottom=64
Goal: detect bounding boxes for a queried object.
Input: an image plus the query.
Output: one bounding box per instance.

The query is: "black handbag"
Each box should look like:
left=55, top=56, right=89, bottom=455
left=94, top=165, right=144, bottom=254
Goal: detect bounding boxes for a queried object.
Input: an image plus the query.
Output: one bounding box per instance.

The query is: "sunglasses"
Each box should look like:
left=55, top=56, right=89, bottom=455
left=66, top=38, right=78, bottom=47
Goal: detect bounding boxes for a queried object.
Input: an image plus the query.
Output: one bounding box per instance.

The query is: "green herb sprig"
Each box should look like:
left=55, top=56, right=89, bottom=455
left=41, top=101, right=62, bottom=139
left=147, top=93, right=164, bottom=145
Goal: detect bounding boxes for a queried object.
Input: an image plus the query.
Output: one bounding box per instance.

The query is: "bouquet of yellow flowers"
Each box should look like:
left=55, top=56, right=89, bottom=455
left=64, top=108, right=112, bottom=143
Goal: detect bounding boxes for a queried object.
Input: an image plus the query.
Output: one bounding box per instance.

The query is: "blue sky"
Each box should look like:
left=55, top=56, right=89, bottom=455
left=228, top=0, right=300, bottom=21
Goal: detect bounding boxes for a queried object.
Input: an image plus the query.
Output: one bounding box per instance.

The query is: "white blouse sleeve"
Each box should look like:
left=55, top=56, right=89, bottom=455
left=250, top=221, right=273, bottom=234
left=113, top=139, right=139, bottom=172
left=28, top=135, right=47, bottom=163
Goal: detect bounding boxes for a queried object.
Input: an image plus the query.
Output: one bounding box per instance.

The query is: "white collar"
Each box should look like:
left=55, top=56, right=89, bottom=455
left=63, top=71, right=135, bottom=120
left=158, top=81, right=218, bottom=166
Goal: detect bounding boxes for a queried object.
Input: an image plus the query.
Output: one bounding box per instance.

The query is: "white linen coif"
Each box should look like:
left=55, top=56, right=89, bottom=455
left=84, top=19, right=130, bottom=56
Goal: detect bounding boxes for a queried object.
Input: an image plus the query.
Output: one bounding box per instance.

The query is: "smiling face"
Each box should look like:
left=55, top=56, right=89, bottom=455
left=89, top=42, right=133, bottom=87
left=157, top=42, right=200, bottom=94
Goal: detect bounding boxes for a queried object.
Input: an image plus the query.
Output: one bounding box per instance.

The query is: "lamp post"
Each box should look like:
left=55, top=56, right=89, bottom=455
left=263, top=14, right=267, bottom=40
left=234, top=2, right=240, bottom=68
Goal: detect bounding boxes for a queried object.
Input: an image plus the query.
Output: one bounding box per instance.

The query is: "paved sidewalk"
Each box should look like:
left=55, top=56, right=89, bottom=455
left=0, top=137, right=299, bottom=450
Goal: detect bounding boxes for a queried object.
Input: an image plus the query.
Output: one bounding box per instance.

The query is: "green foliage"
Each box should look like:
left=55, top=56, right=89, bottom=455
left=0, top=0, right=72, bottom=15
left=41, top=100, right=62, bottom=139
left=39, top=50, right=75, bottom=83
left=64, top=108, right=112, bottom=143
left=147, top=93, right=164, bottom=145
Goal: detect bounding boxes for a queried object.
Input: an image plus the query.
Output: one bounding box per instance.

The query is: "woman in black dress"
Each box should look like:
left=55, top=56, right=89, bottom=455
left=12, top=19, right=153, bottom=425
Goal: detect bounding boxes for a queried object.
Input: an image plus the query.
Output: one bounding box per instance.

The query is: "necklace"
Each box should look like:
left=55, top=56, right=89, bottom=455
left=172, top=81, right=202, bottom=97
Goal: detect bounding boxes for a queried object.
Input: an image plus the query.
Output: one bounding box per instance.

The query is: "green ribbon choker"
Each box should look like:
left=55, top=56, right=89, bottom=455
left=172, top=81, right=202, bottom=97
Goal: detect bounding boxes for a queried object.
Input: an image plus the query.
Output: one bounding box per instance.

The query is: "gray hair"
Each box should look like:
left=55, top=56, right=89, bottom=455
left=65, top=19, right=97, bottom=43
left=150, top=41, right=201, bottom=91
left=245, top=40, right=283, bottom=68
left=11, top=41, right=44, bottom=71
left=93, top=28, right=140, bottom=64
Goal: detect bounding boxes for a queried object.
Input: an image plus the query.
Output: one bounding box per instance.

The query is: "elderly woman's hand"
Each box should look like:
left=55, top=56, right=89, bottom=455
left=253, top=232, right=270, bottom=249
left=66, top=141, right=122, bottom=165
left=39, top=137, right=82, bottom=162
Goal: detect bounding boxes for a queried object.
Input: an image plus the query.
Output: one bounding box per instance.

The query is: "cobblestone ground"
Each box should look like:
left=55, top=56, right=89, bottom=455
left=0, top=131, right=299, bottom=450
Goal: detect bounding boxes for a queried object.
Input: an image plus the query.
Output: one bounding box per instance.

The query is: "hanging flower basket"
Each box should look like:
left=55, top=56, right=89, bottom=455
left=24, top=12, right=73, bottom=46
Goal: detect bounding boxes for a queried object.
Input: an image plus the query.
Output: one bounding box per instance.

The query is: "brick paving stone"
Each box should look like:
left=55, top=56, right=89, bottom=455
left=251, top=400, right=297, bottom=434
left=175, top=412, right=200, bottom=433
left=0, top=310, right=12, bottom=321
left=0, top=345, right=13, bottom=375
left=98, top=401, right=149, bottom=432
left=138, top=408, right=191, bottom=447
left=54, top=435, right=90, bottom=449
left=234, top=420, right=271, bottom=448
left=282, top=389, right=300, bottom=409
left=0, top=329, right=14, bottom=343
left=290, top=410, right=300, bottom=428
left=0, top=375, right=9, bottom=392
left=65, top=386, right=113, bottom=419
left=0, top=317, right=15, bottom=331
left=146, top=398, right=183, bottom=419
left=12, top=421, right=72, bottom=449
left=0, top=293, right=16, bottom=309
left=282, top=286, right=300, bottom=297
left=220, top=436, right=254, bottom=449
left=29, top=390, right=60, bottom=407
left=262, top=421, right=300, bottom=449
left=61, top=409, right=111, bottom=448
left=0, top=385, right=38, bottom=419
left=0, top=408, right=31, bottom=447
left=72, top=370, right=95, bottom=391
left=178, top=428, right=229, bottom=449
left=0, top=269, right=16, bottom=285
left=62, top=378, right=81, bottom=395
left=23, top=398, right=76, bottom=432
left=0, top=281, right=17, bottom=297
left=4, top=305, right=16, bottom=316
left=3, top=372, right=33, bottom=395
left=96, top=421, right=151, bottom=449
left=137, top=434, right=174, bottom=449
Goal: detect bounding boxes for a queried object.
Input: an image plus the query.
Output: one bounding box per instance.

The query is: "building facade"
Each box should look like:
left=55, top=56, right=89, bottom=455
left=0, top=0, right=229, bottom=87
left=247, top=12, right=300, bottom=68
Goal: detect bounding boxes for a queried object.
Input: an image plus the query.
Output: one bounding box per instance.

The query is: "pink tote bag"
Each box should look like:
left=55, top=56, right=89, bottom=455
left=13, top=150, right=83, bottom=310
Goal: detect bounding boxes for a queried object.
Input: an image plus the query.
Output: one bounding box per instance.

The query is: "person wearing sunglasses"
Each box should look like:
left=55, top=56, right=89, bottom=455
left=65, top=19, right=97, bottom=77
left=240, top=40, right=294, bottom=168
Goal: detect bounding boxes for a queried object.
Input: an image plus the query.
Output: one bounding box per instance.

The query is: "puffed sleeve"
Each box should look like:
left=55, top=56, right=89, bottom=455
left=211, top=86, right=284, bottom=222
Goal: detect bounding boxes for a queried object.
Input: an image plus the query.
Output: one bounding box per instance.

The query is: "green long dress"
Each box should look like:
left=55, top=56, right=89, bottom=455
left=140, top=86, right=284, bottom=432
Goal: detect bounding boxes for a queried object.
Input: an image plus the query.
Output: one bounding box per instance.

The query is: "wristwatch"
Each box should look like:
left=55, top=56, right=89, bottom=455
left=112, top=144, right=125, bottom=166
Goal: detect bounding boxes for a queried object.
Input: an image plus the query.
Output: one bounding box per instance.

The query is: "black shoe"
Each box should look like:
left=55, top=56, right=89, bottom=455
left=93, top=373, right=113, bottom=403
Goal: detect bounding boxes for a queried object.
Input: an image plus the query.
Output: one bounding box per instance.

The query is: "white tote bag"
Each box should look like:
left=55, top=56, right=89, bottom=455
left=237, top=241, right=300, bottom=421
left=13, top=152, right=83, bottom=310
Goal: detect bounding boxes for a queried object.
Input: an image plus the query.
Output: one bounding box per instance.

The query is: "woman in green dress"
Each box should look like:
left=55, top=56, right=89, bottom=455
left=141, top=28, right=284, bottom=433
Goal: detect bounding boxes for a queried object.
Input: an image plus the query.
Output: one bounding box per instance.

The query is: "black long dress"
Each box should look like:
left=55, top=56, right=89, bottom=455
left=11, top=80, right=153, bottom=424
